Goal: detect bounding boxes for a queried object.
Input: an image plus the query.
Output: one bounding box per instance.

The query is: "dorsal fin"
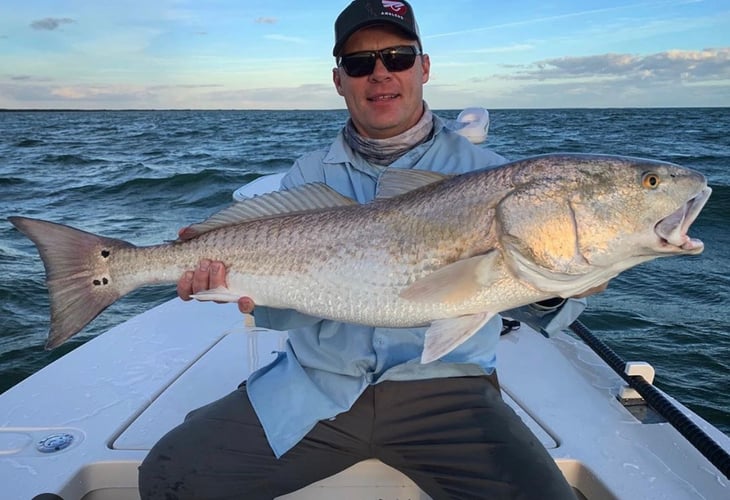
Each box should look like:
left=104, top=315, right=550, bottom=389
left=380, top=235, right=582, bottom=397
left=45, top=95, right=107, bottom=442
left=179, top=183, right=356, bottom=240
left=376, top=168, right=450, bottom=199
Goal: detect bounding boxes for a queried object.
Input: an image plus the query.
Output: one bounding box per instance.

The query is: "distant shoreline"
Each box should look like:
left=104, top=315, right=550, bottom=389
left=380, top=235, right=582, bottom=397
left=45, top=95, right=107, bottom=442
left=1, top=106, right=728, bottom=113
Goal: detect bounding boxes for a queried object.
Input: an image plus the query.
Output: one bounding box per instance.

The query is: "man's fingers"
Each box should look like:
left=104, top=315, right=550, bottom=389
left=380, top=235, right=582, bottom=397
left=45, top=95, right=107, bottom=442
left=177, top=259, right=241, bottom=308
left=177, top=270, right=195, bottom=301
left=209, top=261, right=226, bottom=289
left=238, top=297, right=255, bottom=314
left=192, top=259, right=212, bottom=294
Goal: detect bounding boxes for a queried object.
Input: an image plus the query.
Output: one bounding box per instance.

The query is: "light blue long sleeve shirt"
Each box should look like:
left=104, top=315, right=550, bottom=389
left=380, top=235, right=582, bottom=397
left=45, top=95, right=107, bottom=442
left=246, top=114, right=586, bottom=458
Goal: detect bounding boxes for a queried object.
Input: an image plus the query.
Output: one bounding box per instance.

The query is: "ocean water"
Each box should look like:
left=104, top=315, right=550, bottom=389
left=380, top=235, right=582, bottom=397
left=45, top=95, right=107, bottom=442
left=0, top=108, right=728, bottom=437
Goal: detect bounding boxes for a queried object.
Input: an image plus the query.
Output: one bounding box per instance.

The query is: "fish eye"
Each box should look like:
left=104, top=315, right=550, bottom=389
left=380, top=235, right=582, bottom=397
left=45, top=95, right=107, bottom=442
left=642, top=172, right=661, bottom=189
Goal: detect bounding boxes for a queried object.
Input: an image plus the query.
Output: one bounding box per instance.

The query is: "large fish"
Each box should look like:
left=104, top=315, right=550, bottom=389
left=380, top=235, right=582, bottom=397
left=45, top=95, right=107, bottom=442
left=9, top=154, right=711, bottom=362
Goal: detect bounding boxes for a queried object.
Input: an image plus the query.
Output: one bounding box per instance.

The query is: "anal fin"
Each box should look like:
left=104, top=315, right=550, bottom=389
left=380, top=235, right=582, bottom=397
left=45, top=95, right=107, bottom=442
left=421, top=312, right=496, bottom=363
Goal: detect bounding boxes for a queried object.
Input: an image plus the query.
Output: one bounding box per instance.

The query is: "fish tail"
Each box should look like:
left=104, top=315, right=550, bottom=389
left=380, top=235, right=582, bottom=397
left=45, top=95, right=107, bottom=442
left=9, top=216, right=135, bottom=349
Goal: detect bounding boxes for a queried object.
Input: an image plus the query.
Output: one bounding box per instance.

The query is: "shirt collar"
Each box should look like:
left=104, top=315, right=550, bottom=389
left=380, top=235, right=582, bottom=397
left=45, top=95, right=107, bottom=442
left=322, top=113, right=448, bottom=175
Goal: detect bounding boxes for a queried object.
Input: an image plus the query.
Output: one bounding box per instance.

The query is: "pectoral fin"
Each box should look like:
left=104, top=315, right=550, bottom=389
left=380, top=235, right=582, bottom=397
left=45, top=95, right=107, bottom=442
left=422, top=312, right=496, bottom=363
left=400, top=251, right=500, bottom=304
left=190, top=287, right=242, bottom=303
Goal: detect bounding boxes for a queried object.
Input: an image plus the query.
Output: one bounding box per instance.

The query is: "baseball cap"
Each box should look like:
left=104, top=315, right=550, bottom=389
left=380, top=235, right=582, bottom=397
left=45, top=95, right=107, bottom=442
left=333, top=0, right=421, bottom=56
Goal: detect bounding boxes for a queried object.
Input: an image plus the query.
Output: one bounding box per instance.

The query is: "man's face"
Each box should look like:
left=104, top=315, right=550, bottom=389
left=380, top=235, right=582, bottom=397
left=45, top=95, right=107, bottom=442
left=333, top=25, right=430, bottom=139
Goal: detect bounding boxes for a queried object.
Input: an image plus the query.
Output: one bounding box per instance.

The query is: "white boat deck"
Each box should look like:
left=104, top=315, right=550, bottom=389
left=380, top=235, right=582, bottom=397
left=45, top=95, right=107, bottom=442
left=1, top=298, right=728, bottom=499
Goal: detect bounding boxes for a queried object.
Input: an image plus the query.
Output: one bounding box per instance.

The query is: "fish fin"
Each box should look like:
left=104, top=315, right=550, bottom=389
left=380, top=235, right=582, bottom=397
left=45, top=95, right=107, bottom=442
left=179, top=183, right=357, bottom=240
left=400, top=252, right=501, bottom=304
left=376, top=168, right=450, bottom=199
left=421, top=312, right=496, bottom=363
left=8, top=216, right=134, bottom=349
left=190, top=287, right=242, bottom=303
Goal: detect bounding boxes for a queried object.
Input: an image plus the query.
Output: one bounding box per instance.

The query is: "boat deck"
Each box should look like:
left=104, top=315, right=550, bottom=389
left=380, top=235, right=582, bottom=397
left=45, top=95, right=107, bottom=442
left=1, top=298, right=727, bottom=499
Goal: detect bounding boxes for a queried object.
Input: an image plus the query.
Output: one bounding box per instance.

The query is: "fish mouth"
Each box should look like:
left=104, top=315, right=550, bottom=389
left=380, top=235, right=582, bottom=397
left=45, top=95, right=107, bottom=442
left=654, top=186, right=712, bottom=253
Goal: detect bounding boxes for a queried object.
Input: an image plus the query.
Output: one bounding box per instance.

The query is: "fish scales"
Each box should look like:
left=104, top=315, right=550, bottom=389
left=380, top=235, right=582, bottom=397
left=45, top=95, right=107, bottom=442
left=224, top=190, right=499, bottom=325
left=9, top=154, right=711, bottom=361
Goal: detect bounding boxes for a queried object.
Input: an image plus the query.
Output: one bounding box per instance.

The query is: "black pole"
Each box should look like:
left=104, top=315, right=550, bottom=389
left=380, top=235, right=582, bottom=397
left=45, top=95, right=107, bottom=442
left=569, top=320, right=730, bottom=480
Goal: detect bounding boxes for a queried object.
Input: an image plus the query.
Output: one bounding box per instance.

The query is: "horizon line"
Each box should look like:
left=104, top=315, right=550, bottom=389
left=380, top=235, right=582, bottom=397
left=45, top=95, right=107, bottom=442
left=1, top=105, right=728, bottom=112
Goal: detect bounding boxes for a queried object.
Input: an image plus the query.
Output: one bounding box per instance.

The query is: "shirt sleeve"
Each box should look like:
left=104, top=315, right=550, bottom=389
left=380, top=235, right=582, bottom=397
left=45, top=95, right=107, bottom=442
left=281, top=159, right=309, bottom=189
left=281, top=150, right=329, bottom=189
left=253, top=306, right=323, bottom=331
left=503, top=298, right=587, bottom=337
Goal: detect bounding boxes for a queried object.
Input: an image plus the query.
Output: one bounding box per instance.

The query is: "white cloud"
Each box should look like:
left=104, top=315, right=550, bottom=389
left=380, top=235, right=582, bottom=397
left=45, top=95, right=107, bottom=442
left=468, top=44, right=535, bottom=55
left=264, top=34, right=307, bottom=44
left=509, top=48, right=730, bottom=84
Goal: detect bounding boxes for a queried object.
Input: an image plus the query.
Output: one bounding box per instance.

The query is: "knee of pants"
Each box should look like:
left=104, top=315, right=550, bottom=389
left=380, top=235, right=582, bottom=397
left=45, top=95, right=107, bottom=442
left=137, top=427, right=200, bottom=498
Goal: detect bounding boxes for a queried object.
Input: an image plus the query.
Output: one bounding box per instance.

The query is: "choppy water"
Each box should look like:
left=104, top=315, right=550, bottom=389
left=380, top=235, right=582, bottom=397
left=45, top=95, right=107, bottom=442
left=0, top=108, right=728, bottom=435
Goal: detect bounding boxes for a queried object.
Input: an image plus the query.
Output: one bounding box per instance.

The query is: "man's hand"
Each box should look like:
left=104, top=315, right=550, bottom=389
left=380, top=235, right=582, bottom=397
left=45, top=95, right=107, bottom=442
left=177, top=259, right=255, bottom=314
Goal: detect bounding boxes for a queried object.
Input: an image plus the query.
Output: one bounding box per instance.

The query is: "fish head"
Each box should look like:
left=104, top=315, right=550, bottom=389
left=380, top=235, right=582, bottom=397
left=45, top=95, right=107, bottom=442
left=496, top=154, right=711, bottom=295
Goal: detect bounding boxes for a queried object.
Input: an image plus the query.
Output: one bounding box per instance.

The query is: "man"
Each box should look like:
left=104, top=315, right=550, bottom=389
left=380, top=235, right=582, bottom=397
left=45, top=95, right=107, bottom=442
left=140, top=1, right=593, bottom=498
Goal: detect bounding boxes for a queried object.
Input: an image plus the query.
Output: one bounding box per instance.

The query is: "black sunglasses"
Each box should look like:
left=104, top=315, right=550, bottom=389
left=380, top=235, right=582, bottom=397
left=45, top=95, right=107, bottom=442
left=337, top=45, right=421, bottom=78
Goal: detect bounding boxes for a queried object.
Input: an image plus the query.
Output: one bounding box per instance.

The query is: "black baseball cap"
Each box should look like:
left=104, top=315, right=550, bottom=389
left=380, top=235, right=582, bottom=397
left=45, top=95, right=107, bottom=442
left=333, top=0, right=422, bottom=56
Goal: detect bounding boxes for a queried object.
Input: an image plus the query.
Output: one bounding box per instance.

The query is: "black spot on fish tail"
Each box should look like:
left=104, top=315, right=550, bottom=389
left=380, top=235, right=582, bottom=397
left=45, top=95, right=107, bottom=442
left=7, top=216, right=135, bottom=349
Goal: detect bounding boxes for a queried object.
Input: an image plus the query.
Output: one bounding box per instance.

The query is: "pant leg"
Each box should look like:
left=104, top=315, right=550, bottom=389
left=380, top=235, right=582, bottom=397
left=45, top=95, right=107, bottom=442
left=138, top=383, right=372, bottom=500
left=372, top=377, right=576, bottom=500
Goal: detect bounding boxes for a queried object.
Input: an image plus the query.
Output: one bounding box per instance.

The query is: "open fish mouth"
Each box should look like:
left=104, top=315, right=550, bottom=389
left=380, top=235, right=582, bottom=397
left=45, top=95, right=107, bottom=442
left=655, top=186, right=712, bottom=253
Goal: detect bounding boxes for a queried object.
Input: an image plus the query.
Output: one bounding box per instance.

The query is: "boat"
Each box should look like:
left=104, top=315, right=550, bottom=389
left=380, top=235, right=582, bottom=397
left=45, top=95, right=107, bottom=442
left=445, top=107, right=490, bottom=144
left=2, top=171, right=729, bottom=499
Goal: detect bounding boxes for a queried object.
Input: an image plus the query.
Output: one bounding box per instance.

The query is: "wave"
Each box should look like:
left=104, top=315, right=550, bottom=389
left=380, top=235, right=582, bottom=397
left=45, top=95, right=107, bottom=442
left=93, top=168, right=255, bottom=209
left=39, top=153, right=110, bottom=166
left=0, top=176, right=26, bottom=187
left=13, top=138, right=45, bottom=148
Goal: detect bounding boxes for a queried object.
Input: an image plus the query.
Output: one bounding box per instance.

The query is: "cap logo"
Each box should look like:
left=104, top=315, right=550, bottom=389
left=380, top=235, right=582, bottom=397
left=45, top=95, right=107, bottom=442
left=382, top=1, right=407, bottom=15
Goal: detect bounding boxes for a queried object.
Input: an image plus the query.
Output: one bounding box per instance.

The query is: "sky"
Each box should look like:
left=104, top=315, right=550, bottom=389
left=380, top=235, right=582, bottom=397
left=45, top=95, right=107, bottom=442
left=0, top=0, right=728, bottom=110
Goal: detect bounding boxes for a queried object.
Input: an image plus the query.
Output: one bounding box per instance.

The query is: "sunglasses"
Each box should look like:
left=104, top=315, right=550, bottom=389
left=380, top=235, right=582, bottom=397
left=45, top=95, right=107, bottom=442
left=337, top=45, right=421, bottom=78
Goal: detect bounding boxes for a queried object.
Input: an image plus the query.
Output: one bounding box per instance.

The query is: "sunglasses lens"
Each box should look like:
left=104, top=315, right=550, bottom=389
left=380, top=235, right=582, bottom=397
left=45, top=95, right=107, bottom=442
left=340, top=53, right=376, bottom=77
left=381, top=48, right=417, bottom=72
left=339, top=46, right=419, bottom=77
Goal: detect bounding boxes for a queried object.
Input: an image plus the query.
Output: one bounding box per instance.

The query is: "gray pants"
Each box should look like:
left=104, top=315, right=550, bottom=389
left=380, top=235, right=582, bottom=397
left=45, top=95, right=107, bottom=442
left=139, top=376, right=576, bottom=499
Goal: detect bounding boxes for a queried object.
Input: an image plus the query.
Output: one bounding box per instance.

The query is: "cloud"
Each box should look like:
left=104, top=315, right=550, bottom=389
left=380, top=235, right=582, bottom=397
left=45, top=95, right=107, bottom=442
left=469, top=43, right=535, bottom=55
left=468, top=47, right=730, bottom=108
left=46, top=83, right=223, bottom=101
left=426, top=3, right=670, bottom=40
left=4, top=74, right=53, bottom=83
left=204, top=83, right=337, bottom=108
left=508, top=48, right=730, bottom=84
left=0, top=80, right=233, bottom=109
left=264, top=34, right=307, bottom=44
left=255, top=17, right=278, bottom=25
left=30, top=17, right=75, bottom=31
left=50, top=85, right=145, bottom=101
